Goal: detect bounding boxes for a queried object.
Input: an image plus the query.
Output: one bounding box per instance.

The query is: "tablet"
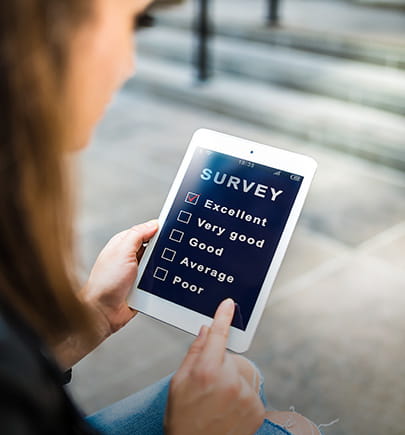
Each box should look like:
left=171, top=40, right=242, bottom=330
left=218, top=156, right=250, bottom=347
left=129, top=129, right=317, bottom=352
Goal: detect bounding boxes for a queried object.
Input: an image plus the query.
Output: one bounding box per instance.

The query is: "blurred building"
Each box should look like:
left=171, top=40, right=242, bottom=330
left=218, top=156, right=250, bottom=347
left=133, top=0, right=405, bottom=170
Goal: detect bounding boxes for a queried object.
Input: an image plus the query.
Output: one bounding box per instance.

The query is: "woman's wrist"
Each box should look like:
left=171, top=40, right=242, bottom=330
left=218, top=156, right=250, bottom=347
left=51, top=288, right=113, bottom=370
left=79, top=285, right=114, bottom=341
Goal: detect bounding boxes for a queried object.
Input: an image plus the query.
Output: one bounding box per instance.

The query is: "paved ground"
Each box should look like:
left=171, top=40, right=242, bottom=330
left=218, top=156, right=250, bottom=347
left=69, top=88, right=405, bottom=435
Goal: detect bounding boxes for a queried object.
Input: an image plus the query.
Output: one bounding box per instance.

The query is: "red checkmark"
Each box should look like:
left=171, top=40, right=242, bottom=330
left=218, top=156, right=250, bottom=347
left=186, top=192, right=200, bottom=204
left=188, top=194, right=199, bottom=202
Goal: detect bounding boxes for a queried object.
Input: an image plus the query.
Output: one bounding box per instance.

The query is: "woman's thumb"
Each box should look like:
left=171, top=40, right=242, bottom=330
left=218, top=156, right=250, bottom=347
left=126, top=219, right=159, bottom=252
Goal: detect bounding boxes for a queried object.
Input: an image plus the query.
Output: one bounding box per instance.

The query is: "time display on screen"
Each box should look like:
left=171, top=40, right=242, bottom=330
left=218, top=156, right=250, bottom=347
left=238, top=159, right=255, bottom=168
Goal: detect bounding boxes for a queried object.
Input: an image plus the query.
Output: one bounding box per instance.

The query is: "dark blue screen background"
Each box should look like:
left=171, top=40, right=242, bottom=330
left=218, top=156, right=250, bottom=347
left=138, top=147, right=302, bottom=330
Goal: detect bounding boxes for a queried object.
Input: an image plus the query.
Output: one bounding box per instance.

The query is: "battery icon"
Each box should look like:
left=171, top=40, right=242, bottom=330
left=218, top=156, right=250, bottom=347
left=290, top=175, right=301, bottom=182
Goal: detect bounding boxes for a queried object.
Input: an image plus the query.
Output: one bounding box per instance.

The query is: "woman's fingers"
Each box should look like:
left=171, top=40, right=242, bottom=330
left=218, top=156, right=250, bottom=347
left=124, top=219, right=158, bottom=255
left=228, top=373, right=265, bottom=433
left=167, top=300, right=265, bottom=435
left=232, top=355, right=261, bottom=394
left=176, top=325, right=209, bottom=378
left=136, top=244, right=146, bottom=262
left=198, top=298, right=235, bottom=368
left=176, top=298, right=235, bottom=380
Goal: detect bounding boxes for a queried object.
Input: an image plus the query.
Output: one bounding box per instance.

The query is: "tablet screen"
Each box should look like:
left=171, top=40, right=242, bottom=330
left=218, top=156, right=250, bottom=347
left=138, top=147, right=303, bottom=330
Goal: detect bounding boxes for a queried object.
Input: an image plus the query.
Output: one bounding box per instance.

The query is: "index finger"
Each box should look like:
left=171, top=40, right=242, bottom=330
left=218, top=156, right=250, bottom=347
left=198, top=298, right=235, bottom=368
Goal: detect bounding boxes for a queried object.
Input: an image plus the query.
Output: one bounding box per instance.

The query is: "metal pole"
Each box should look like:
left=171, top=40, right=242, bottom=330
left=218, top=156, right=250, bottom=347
left=267, top=0, right=280, bottom=25
left=194, top=0, right=211, bottom=82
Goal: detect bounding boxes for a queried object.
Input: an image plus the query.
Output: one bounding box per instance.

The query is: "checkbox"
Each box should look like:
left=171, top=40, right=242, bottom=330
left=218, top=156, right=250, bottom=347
left=169, top=229, right=184, bottom=243
left=153, top=267, right=168, bottom=281
left=185, top=192, right=200, bottom=205
left=177, top=210, right=192, bottom=224
left=162, top=248, right=176, bottom=262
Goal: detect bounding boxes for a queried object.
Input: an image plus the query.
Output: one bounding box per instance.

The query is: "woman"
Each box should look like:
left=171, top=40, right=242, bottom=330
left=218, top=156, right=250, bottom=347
left=0, top=1, right=321, bottom=434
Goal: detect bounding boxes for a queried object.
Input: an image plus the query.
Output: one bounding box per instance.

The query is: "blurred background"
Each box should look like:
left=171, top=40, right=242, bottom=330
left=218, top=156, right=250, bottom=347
left=69, top=1, right=405, bottom=434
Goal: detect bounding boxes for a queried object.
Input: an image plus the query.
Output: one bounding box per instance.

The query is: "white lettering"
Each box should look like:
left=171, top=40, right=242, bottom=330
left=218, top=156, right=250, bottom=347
left=229, top=231, right=265, bottom=248
left=197, top=218, right=226, bottom=236
left=227, top=175, right=240, bottom=190
left=189, top=237, right=224, bottom=256
left=200, top=169, right=283, bottom=201
left=200, top=168, right=212, bottom=181
left=243, top=180, right=256, bottom=193
left=173, top=275, right=204, bottom=294
left=203, top=200, right=268, bottom=227
left=255, top=184, right=268, bottom=198
left=270, top=187, right=283, bottom=202
left=214, top=171, right=227, bottom=184
left=180, top=257, right=235, bottom=283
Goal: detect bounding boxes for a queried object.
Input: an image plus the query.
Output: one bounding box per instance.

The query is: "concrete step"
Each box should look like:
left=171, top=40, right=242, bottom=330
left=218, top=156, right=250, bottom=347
left=154, top=14, right=405, bottom=70
left=138, top=27, right=405, bottom=116
left=353, top=0, right=405, bottom=7
left=127, top=56, right=405, bottom=171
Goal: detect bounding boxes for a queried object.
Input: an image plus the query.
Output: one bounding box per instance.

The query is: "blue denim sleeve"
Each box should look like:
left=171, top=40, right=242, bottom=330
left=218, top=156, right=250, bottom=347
left=257, top=419, right=296, bottom=435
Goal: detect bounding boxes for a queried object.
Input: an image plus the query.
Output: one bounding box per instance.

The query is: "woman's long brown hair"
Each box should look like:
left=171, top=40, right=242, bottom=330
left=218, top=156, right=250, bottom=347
left=0, top=1, right=93, bottom=342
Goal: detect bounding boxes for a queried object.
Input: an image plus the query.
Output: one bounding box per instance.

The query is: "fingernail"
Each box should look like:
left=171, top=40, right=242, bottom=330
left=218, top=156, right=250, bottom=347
left=222, top=298, right=235, bottom=313
left=198, top=325, right=207, bottom=338
left=146, top=219, right=158, bottom=228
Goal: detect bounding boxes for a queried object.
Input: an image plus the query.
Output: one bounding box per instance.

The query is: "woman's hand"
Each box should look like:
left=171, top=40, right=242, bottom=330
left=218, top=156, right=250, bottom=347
left=81, top=219, right=158, bottom=338
left=165, top=298, right=266, bottom=435
left=53, top=220, right=158, bottom=370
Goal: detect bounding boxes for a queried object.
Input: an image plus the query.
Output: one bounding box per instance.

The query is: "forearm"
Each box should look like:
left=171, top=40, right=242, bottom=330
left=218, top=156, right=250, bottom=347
left=52, top=295, right=112, bottom=370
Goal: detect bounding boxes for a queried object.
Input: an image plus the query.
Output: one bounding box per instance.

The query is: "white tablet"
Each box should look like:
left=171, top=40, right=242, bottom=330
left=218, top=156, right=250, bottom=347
left=129, top=129, right=317, bottom=352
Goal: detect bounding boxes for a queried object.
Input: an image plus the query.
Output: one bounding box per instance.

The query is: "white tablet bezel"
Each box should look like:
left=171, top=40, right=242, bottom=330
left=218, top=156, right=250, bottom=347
left=129, top=129, right=317, bottom=353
